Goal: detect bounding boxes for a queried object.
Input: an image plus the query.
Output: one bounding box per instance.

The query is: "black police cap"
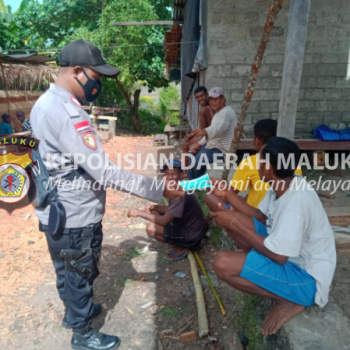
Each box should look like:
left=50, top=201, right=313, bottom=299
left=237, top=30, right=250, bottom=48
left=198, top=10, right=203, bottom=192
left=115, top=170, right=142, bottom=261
left=59, top=39, right=121, bottom=78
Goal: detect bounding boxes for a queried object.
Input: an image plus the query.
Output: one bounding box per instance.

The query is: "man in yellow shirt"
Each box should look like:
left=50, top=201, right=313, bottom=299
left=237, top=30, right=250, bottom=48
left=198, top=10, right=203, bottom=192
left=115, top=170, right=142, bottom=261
left=205, top=119, right=302, bottom=211
left=232, top=119, right=302, bottom=208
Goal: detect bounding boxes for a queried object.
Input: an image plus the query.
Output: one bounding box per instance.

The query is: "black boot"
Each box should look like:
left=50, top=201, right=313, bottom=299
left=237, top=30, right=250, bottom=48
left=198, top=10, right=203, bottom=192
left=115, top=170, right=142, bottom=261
left=71, top=327, right=121, bottom=350
left=62, top=303, right=103, bottom=329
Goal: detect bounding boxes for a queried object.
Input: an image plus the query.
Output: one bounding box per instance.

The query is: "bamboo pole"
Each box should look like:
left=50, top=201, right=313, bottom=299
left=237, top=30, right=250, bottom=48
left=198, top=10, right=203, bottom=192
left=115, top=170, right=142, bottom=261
left=221, top=0, right=284, bottom=180
left=194, top=251, right=226, bottom=315
left=113, top=21, right=182, bottom=26
left=188, top=251, right=209, bottom=337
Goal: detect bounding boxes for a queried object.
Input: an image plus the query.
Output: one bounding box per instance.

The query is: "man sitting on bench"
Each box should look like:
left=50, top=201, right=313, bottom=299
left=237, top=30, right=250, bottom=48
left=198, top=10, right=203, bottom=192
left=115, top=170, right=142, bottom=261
left=182, top=86, right=215, bottom=174
left=208, top=137, right=336, bottom=335
left=185, top=87, right=237, bottom=180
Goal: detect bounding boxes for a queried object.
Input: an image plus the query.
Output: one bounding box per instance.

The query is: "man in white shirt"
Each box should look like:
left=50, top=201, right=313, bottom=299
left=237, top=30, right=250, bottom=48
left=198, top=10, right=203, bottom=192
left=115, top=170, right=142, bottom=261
left=208, top=137, right=336, bottom=335
left=185, top=87, right=237, bottom=179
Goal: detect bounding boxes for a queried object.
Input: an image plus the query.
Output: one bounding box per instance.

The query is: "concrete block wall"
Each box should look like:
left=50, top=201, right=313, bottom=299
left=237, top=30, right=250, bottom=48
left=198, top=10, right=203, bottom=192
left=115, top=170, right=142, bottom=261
left=205, top=0, right=350, bottom=138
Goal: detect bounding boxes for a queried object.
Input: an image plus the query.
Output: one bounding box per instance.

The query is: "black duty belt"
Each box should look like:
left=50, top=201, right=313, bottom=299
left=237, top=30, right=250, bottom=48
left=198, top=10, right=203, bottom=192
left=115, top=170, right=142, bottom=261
left=39, top=221, right=102, bottom=235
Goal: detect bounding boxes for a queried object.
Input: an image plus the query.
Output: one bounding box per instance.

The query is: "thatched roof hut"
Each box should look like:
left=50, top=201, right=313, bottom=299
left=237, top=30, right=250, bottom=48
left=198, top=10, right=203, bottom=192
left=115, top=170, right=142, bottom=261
left=0, top=63, right=58, bottom=92
left=0, top=53, right=58, bottom=132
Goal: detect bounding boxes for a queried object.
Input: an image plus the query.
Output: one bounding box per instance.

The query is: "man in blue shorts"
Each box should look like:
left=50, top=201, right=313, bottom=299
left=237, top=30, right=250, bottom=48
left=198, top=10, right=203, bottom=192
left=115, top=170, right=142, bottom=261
left=208, top=137, right=336, bottom=335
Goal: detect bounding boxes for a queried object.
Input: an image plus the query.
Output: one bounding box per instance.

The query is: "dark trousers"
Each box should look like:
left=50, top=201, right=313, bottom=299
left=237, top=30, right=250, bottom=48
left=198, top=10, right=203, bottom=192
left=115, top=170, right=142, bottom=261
left=44, top=222, right=103, bottom=329
left=187, top=146, right=224, bottom=179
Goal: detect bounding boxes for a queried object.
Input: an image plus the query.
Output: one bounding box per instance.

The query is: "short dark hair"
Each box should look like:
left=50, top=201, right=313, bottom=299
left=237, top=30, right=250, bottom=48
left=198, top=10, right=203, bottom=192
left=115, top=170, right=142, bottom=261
left=261, top=137, right=301, bottom=178
left=194, top=86, right=208, bottom=95
left=1, top=113, right=10, bottom=121
left=254, top=119, right=277, bottom=144
left=16, top=110, right=25, bottom=116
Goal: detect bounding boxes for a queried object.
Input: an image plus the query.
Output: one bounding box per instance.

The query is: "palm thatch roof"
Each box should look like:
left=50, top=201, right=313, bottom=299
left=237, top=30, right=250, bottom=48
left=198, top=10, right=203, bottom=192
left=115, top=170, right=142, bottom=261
left=0, top=63, right=58, bottom=91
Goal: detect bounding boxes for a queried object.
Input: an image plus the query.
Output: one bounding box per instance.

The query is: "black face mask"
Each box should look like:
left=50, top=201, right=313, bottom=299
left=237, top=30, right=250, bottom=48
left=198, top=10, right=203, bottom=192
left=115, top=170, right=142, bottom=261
left=75, top=68, right=102, bottom=102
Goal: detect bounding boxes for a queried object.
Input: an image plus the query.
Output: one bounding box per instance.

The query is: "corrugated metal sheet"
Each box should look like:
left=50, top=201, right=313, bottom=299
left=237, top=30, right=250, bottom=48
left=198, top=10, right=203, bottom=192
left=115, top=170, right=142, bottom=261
left=0, top=53, right=54, bottom=65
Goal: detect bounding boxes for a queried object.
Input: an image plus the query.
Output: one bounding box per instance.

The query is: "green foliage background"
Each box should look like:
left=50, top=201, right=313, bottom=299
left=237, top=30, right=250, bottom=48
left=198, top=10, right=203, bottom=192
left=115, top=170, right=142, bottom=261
left=0, top=0, right=180, bottom=134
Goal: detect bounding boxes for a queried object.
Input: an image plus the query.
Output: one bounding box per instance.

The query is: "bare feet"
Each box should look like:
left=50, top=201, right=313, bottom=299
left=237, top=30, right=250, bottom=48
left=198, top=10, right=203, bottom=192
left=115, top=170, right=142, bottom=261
left=261, top=301, right=305, bottom=335
left=164, top=246, right=189, bottom=260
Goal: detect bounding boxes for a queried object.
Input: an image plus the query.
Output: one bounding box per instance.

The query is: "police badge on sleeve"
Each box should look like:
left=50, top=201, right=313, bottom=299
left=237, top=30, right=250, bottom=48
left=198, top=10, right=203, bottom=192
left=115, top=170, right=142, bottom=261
left=82, top=133, right=97, bottom=150
left=0, top=135, right=39, bottom=214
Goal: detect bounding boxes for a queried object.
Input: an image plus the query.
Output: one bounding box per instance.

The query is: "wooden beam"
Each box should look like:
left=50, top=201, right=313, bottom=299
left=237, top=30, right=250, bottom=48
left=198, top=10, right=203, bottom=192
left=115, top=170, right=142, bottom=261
left=90, top=116, right=118, bottom=121
left=113, top=21, right=182, bottom=26
left=334, top=233, right=350, bottom=256
left=277, top=0, right=311, bottom=139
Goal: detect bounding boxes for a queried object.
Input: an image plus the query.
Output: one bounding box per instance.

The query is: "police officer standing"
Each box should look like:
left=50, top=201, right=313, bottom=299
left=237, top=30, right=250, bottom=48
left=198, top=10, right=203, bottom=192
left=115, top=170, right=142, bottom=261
left=30, top=40, right=183, bottom=350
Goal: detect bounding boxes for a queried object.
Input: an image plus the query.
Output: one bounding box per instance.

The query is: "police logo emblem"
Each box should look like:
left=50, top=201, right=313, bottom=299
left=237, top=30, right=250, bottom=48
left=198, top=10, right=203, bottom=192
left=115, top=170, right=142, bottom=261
left=82, top=133, right=97, bottom=150
left=0, top=152, right=36, bottom=214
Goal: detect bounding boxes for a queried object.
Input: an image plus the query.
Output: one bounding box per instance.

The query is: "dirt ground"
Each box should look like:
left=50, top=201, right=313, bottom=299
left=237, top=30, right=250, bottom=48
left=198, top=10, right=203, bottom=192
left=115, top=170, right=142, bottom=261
left=0, top=135, right=349, bottom=350
left=0, top=136, right=237, bottom=350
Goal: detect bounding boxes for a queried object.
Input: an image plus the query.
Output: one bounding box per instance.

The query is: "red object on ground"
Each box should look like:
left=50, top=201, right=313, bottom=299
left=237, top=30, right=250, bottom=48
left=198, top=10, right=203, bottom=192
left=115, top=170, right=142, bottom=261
left=180, top=331, right=197, bottom=343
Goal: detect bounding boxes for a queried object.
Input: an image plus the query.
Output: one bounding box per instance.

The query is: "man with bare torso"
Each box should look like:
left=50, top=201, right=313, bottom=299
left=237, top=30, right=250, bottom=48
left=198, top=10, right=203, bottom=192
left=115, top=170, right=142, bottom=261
left=182, top=86, right=214, bottom=174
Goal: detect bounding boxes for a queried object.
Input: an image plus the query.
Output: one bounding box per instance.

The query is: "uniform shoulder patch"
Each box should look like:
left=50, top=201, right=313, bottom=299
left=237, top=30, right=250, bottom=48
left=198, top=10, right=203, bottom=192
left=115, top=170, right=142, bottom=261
left=82, top=133, right=97, bottom=150
left=74, top=120, right=91, bottom=135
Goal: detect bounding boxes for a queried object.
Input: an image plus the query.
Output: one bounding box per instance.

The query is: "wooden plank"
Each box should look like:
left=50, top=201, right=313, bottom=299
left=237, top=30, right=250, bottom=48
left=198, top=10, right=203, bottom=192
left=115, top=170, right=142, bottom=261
left=334, top=233, right=350, bottom=256
left=113, top=21, right=182, bottom=26
left=277, top=0, right=311, bottom=139
left=325, top=207, right=350, bottom=217
left=90, top=116, right=118, bottom=121
left=329, top=217, right=350, bottom=226
left=82, top=106, right=122, bottom=111
left=235, top=139, right=350, bottom=151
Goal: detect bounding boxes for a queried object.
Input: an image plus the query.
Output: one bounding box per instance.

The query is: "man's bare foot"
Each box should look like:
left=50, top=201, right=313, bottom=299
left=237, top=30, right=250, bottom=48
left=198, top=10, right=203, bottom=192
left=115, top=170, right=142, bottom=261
left=164, top=247, right=189, bottom=260
left=261, top=301, right=305, bottom=335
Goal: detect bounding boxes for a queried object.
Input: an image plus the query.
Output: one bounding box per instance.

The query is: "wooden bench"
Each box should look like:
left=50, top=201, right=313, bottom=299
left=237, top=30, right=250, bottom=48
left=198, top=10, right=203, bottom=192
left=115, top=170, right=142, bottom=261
left=90, top=115, right=118, bottom=137
left=153, top=134, right=168, bottom=147
left=237, top=139, right=350, bottom=151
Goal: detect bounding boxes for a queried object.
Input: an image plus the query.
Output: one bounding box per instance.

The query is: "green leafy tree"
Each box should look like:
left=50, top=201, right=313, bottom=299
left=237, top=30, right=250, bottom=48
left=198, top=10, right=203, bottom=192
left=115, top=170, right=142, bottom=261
left=0, top=20, right=22, bottom=51
left=0, top=0, right=6, bottom=13
left=68, top=0, right=170, bottom=131
left=17, top=0, right=31, bottom=13
left=1, top=0, right=173, bottom=133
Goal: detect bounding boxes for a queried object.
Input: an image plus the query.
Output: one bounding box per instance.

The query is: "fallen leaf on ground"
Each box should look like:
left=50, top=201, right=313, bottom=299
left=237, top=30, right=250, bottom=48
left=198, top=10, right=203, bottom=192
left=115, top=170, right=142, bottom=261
left=126, top=307, right=134, bottom=315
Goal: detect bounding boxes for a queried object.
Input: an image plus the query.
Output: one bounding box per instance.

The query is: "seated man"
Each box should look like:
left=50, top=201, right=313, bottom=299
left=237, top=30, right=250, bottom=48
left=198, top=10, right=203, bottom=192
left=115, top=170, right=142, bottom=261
left=16, top=110, right=32, bottom=132
left=208, top=137, right=336, bottom=335
left=186, top=87, right=237, bottom=180
left=0, top=113, right=13, bottom=135
left=182, top=86, right=215, bottom=171
left=127, top=160, right=205, bottom=261
left=208, top=119, right=302, bottom=211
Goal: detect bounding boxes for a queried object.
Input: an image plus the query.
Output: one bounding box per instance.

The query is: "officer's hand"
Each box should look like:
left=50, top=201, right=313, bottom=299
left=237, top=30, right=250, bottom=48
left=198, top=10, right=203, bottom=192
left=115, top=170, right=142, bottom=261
left=163, top=180, right=185, bottom=199
left=145, top=204, right=156, bottom=213
left=127, top=208, right=140, bottom=218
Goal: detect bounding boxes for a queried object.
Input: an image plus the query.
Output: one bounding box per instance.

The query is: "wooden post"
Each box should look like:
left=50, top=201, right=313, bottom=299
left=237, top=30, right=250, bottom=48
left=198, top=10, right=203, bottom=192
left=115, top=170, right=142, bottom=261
left=110, top=110, right=117, bottom=137
left=277, top=0, right=311, bottom=139
left=91, top=106, right=99, bottom=131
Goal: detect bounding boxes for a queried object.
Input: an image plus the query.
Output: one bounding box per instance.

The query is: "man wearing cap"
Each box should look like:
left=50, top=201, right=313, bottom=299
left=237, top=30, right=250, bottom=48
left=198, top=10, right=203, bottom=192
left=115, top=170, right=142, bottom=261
left=30, top=39, right=184, bottom=350
left=127, top=159, right=205, bottom=261
left=186, top=87, right=237, bottom=180
left=16, top=110, right=32, bottom=131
